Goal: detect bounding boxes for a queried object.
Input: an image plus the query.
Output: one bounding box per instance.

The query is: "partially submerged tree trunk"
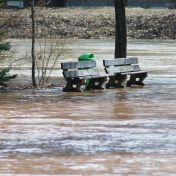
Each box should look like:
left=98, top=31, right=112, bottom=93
left=31, top=0, right=37, bottom=87
left=114, top=0, right=127, bottom=58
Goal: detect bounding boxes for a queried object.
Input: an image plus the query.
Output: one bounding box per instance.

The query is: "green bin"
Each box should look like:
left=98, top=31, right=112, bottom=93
left=78, top=53, right=96, bottom=87
left=78, top=53, right=96, bottom=61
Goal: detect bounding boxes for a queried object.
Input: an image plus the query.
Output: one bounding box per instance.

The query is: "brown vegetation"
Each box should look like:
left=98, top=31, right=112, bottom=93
left=0, top=7, right=176, bottom=39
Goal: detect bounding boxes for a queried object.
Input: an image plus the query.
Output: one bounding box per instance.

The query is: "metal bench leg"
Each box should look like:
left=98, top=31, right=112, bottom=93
left=138, top=73, right=147, bottom=85
left=63, top=80, right=73, bottom=92
left=106, top=74, right=126, bottom=88
left=106, top=76, right=115, bottom=89
left=87, top=77, right=108, bottom=90
left=127, top=73, right=147, bottom=87
left=115, top=74, right=127, bottom=88
left=101, top=77, right=109, bottom=89
left=63, top=79, right=85, bottom=92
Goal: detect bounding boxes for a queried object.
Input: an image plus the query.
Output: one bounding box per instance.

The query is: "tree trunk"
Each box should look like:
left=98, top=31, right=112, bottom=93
left=31, top=0, right=37, bottom=87
left=114, top=0, right=127, bottom=58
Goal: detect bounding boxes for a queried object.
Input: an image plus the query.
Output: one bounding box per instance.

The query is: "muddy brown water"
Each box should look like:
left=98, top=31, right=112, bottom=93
left=0, top=39, right=176, bottom=175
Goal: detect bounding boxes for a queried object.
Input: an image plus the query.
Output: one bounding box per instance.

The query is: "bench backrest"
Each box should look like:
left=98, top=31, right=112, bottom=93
left=61, top=60, right=99, bottom=79
left=103, top=57, right=141, bottom=74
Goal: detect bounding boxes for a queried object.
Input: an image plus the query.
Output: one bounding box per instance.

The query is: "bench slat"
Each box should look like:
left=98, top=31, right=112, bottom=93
left=121, top=71, right=147, bottom=76
left=105, top=65, right=140, bottom=74
left=79, top=74, right=108, bottom=79
left=63, top=68, right=100, bottom=78
left=103, top=57, right=138, bottom=67
left=61, top=60, right=96, bottom=70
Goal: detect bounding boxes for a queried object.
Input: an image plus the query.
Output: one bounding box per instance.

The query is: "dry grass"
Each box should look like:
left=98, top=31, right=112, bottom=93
left=1, top=7, right=176, bottom=17
left=1, top=7, right=176, bottom=39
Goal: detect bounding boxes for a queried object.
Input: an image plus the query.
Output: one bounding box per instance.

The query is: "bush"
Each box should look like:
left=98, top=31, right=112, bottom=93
left=0, top=0, right=17, bottom=87
left=0, top=42, right=10, bottom=51
left=0, top=67, right=17, bottom=86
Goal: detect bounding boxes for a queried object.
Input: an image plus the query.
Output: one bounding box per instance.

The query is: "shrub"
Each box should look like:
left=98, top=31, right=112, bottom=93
left=0, top=67, right=17, bottom=86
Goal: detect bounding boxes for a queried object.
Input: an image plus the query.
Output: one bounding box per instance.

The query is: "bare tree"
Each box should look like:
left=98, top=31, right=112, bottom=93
left=36, top=39, right=65, bottom=86
left=114, top=0, right=127, bottom=58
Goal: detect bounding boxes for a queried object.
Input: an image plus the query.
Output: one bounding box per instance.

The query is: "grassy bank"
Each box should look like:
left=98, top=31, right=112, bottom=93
left=1, top=7, right=176, bottom=39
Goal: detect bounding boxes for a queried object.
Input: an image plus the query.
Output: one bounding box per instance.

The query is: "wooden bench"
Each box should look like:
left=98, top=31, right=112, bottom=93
left=61, top=60, right=110, bottom=92
left=103, top=57, right=148, bottom=88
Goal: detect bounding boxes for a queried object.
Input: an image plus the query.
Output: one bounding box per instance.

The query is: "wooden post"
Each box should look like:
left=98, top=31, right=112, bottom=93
left=31, top=0, right=37, bottom=87
left=114, top=0, right=127, bottom=58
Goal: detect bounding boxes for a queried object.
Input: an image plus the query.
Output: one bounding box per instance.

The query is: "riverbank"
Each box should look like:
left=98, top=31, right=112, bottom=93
left=1, top=7, right=176, bottom=39
left=0, top=7, right=176, bottom=39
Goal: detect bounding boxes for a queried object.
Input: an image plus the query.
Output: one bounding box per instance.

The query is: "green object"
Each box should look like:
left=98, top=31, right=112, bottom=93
left=78, top=53, right=96, bottom=61
left=0, top=42, right=10, bottom=51
left=0, top=67, right=17, bottom=86
left=78, top=53, right=96, bottom=86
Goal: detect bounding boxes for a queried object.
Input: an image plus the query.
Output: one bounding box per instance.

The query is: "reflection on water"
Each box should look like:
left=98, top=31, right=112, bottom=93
left=0, top=39, right=176, bottom=175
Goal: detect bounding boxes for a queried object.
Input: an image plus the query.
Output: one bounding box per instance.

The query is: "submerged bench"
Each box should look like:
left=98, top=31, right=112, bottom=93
left=61, top=60, right=109, bottom=92
left=103, top=57, right=148, bottom=88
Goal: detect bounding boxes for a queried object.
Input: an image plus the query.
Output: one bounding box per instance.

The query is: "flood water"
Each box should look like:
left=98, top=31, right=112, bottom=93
left=0, top=39, right=176, bottom=175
